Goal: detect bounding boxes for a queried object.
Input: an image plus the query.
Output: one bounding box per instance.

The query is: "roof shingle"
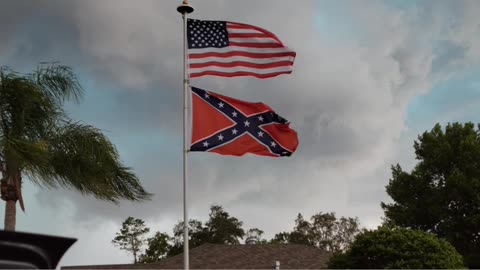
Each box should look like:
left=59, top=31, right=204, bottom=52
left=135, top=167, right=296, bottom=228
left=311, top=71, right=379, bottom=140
left=62, top=244, right=332, bottom=269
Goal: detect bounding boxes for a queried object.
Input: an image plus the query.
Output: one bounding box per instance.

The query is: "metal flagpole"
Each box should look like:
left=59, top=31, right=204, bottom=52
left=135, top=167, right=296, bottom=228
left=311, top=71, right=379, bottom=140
left=177, top=1, right=193, bottom=270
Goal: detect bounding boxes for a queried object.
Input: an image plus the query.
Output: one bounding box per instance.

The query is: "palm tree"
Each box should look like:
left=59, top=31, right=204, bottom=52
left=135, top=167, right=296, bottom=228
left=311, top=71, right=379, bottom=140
left=0, top=63, right=151, bottom=231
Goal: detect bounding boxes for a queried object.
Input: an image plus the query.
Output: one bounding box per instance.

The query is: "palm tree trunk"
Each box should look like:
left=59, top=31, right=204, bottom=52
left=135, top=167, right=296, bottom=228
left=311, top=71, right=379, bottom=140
left=1, top=174, right=19, bottom=231
left=4, top=200, right=16, bottom=231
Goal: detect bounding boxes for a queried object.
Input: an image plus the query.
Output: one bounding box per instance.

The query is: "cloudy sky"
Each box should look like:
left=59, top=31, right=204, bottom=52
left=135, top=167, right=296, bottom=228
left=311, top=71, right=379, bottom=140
left=1, top=0, right=480, bottom=267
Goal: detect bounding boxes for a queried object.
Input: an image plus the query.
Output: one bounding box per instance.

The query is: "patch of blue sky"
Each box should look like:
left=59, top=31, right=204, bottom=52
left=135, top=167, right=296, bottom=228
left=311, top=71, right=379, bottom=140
left=64, top=80, right=181, bottom=169
left=431, top=40, right=468, bottom=75
left=406, top=64, right=480, bottom=133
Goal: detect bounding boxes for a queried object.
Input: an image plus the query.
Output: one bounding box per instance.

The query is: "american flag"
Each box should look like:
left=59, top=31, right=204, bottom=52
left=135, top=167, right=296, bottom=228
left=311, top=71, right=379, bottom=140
left=187, top=19, right=296, bottom=79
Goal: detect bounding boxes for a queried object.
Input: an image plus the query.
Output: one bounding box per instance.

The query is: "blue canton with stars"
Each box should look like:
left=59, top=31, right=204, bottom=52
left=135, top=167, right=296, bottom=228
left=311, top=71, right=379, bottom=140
left=190, top=87, right=292, bottom=157
left=187, top=19, right=229, bottom=49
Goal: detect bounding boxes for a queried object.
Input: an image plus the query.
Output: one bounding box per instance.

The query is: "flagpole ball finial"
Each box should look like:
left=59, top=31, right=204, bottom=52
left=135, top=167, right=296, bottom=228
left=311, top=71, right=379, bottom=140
left=177, top=0, right=194, bottom=14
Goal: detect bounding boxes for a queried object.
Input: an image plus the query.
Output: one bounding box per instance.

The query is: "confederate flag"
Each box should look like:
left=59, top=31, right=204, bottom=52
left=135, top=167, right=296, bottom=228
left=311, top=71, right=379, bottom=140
left=190, top=86, right=298, bottom=157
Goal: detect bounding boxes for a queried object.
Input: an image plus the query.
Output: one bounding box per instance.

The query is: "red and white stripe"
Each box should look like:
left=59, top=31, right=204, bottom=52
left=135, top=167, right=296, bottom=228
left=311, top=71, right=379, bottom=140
left=189, top=22, right=296, bottom=79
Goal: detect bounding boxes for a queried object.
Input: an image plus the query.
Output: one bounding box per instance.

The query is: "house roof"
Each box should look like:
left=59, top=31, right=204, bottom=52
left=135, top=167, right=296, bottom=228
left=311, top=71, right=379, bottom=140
left=62, top=243, right=332, bottom=269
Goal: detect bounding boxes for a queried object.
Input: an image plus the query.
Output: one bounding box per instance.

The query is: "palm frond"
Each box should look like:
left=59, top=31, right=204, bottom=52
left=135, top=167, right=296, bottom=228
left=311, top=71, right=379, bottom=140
left=30, top=63, right=84, bottom=104
left=0, top=67, right=64, bottom=142
left=24, top=121, right=152, bottom=203
left=1, top=64, right=150, bottom=206
left=3, top=138, right=50, bottom=171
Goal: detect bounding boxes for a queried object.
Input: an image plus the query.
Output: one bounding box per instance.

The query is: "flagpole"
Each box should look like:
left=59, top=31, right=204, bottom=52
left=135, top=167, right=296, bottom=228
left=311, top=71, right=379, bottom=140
left=177, top=1, right=194, bottom=270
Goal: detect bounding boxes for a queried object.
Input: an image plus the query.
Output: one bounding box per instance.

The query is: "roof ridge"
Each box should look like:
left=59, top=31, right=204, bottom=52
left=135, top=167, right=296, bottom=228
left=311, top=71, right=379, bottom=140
left=148, top=243, right=216, bottom=265
left=62, top=263, right=139, bottom=269
left=198, top=243, right=323, bottom=247
left=62, top=243, right=332, bottom=270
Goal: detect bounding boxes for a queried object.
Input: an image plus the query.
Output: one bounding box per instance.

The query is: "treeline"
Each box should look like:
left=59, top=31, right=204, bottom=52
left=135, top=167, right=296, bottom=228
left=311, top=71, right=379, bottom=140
left=112, top=205, right=362, bottom=263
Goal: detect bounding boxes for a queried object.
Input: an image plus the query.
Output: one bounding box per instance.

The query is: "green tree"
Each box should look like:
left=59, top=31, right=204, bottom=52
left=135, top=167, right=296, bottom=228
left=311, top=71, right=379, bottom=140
left=382, top=122, right=480, bottom=267
left=0, top=64, right=151, bottom=231
left=271, top=214, right=313, bottom=245
left=112, top=217, right=150, bottom=263
left=270, top=231, right=291, bottom=244
left=205, top=205, right=245, bottom=244
left=271, top=212, right=362, bottom=252
left=328, top=226, right=465, bottom=269
left=168, top=205, right=246, bottom=257
left=289, top=213, right=313, bottom=245
left=320, top=213, right=362, bottom=252
left=139, top=232, right=171, bottom=263
left=168, top=219, right=205, bottom=257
